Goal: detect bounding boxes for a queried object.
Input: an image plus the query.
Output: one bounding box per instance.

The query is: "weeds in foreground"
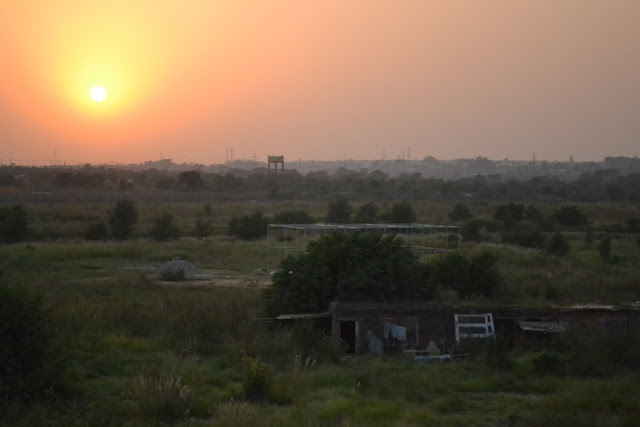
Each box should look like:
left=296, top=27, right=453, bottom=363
left=127, top=357, right=192, bottom=421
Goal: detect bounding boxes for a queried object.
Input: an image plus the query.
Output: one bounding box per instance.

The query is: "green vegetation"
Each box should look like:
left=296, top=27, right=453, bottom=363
left=326, top=199, right=352, bottom=223
left=108, top=200, right=138, bottom=240
left=0, top=197, right=639, bottom=425
left=0, top=204, right=28, bottom=242
left=150, top=212, right=181, bottom=241
left=228, top=209, right=269, bottom=240
left=264, top=232, right=434, bottom=315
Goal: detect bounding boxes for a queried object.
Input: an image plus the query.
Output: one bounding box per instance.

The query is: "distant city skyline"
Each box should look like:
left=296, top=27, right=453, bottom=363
left=1, top=1, right=639, bottom=166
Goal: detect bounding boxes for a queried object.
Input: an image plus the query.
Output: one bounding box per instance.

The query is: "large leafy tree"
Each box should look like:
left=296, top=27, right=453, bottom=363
left=265, top=232, right=434, bottom=315
left=429, top=250, right=501, bottom=299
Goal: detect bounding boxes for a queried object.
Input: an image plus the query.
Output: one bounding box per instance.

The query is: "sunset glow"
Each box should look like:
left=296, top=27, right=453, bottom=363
left=1, top=1, right=639, bottom=165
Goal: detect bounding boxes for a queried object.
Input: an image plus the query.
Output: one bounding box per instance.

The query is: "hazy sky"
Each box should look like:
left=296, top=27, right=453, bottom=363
left=1, top=1, right=639, bottom=165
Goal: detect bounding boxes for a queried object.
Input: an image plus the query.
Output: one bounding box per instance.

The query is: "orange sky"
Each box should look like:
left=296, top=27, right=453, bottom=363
left=1, top=1, right=639, bottom=165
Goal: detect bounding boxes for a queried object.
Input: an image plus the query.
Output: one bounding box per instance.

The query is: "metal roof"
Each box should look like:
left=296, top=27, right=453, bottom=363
left=268, top=223, right=459, bottom=232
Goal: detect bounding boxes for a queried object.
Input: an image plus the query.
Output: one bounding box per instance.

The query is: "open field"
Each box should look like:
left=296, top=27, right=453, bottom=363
left=2, top=200, right=640, bottom=425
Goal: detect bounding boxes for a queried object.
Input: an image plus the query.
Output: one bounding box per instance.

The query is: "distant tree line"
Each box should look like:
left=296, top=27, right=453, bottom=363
left=2, top=165, right=640, bottom=203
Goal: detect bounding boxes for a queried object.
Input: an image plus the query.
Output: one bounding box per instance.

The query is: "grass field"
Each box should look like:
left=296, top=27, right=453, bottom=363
left=2, top=200, right=640, bottom=425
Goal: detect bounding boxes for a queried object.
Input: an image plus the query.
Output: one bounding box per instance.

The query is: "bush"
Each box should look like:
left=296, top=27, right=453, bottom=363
left=448, top=203, right=472, bottom=222
left=0, top=204, right=28, bottom=243
left=501, top=223, right=545, bottom=248
left=193, top=218, right=213, bottom=238
left=429, top=250, right=501, bottom=298
left=128, top=361, right=192, bottom=421
left=531, top=352, right=567, bottom=377
left=494, top=203, right=525, bottom=226
left=546, top=232, right=570, bottom=257
left=291, top=321, right=344, bottom=363
left=461, top=219, right=484, bottom=242
left=483, top=336, right=512, bottom=370
left=84, top=219, right=109, bottom=240
left=598, top=236, right=612, bottom=262
left=228, top=210, right=269, bottom=240
left=108, top=200, right=138, bottom=240
left=0, top=280, right=63, bottom=401
left=326, top=199, right=352, bottom=223
left=552, top=205, right=589, bottom=227
left=242, top=353, right=271, bottom=401
left=383, top=202, right=417, bottom=223
left=150, top=212, right=181, bottom=241
left=353, top=202, right=379, bottom=223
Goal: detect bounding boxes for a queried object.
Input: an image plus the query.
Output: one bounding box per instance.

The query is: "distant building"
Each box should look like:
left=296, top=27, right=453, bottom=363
left=268, top=155, right=284, bottom=173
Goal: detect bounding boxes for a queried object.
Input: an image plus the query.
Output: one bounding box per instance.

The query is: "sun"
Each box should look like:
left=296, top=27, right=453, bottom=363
left=90, top=86, right=107, bottom=102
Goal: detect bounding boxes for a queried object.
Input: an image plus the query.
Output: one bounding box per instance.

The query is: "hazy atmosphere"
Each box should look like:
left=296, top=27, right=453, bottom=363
left=1, top=0, right=639, bottom=165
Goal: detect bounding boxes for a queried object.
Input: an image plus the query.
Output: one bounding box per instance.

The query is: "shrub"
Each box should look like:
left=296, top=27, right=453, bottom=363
left=150, top=212, right=181, bottom=241
left=228, top=210, right=269, bottom=240
left=326, top=199, right=352, bottom=223
left=84, top=219, right=109, bottom=240
left=383, top=202, right=417, bottom=223
left=429, top=250, right=501, bottom=298
left=484, top=336, right=512, bottom=370
left=108, top=200, right=138, bottom=240
left=128, top=362, right=192, bottom=421
left=598, top=236, right=612, bottom=262
left=501, top=223, right=545, bottom=248
left=242, top=353, right=271, bottom=401
left=531, top=352, right=567, bottom=377
left=448, top=203, right=472, bottom=222
left=546, top=232, right=570, bottom=257
left=193, top=218, right=213, bottom=238
left=0, top=204, right=28, bottom=243
left=291, top=321, right=344, bottom=363
left=552, top=205, right=589, bottom=227
left=494, top=203, right=525, bottom=225
left=0, top=280, right=63, bottom=401
left=461, top=219, right=484, bottom=242
left=353, top=202, right=379, bottom=223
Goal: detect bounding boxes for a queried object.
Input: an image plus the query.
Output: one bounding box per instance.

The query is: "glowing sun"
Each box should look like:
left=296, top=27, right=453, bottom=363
left=90, top=86, right=107, bottom=102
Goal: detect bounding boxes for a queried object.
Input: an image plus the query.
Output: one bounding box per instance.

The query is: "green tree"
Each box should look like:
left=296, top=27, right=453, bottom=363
left=326, top=199, right=352, bottom=223
left=0, top=204, right=28, bottom=243
left=494, top=203, right=525, bottom=225
left=429, top=250, right=501, bottom=298
left=524, top=204, right=543, bottom=223
left=448, top=203, right=472, bottom=222
left=108, top=200, right=138, bottom=240
left=264, top=232, right=434, bottom=315
left=384, top=202, right=417, bottom=223
left=553, top=205, right=589, bottom=227
left=353, top=202, right=379, bottom=223
left=150, top=212, right=181, bottom=241
left=228, top=210, right=269, bottom=240
left=546, top=232, right=570, bottom=257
